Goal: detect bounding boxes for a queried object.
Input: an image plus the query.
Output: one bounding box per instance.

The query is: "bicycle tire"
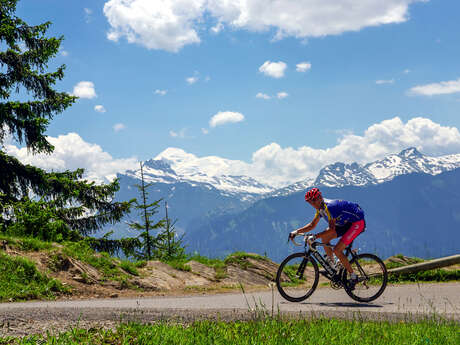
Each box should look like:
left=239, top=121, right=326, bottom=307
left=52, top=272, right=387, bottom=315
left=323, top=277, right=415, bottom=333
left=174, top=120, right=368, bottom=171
left=344, top=253, right=388, bottom=302
left=276, top=252, right=319, bottom=302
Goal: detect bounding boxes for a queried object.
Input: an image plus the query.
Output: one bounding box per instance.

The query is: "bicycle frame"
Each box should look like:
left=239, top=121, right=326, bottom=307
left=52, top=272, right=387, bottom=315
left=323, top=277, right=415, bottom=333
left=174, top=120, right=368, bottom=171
left=278, top=234, right=388, bottom=302
left=299, top=237, right=361, bottom=282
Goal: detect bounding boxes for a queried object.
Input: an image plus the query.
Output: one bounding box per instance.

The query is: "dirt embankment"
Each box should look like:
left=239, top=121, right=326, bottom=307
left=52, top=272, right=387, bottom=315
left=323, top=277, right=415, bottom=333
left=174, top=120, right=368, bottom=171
left=2, top=240, right=280, bottom=300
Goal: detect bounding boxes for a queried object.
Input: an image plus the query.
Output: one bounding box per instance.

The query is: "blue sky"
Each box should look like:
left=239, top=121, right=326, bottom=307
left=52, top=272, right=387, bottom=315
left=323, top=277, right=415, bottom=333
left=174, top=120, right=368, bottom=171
left=5, top=0, right=460, bottom=186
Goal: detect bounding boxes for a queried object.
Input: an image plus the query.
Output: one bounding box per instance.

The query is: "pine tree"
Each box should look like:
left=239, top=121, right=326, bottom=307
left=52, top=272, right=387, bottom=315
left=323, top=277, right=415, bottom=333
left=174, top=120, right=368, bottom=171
left=155, top=201, right=186, bottom=261
left=127, top=162, right=164, bottom=260
left=0, top=0, right=131, bottom=238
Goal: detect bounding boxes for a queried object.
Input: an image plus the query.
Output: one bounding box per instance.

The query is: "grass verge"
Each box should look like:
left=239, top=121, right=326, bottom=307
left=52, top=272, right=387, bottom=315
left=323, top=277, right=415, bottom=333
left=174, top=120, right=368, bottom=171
left=0, top=318, right=458, bottom=344
left=389, top=269, right=460, bottom=283
left=0, top=253, right=69, bottom=302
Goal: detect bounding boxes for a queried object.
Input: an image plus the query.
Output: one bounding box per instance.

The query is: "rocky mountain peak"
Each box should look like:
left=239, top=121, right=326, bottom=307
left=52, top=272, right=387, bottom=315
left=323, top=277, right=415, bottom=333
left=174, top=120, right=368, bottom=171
left=398, top=147, right=423, bottom=159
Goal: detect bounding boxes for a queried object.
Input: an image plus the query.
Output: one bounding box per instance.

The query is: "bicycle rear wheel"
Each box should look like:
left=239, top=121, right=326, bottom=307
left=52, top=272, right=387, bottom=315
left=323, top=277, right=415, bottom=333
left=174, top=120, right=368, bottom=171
left=276, top=252, right=319, bottom=302
left=344, top=253, right=388, bottom=302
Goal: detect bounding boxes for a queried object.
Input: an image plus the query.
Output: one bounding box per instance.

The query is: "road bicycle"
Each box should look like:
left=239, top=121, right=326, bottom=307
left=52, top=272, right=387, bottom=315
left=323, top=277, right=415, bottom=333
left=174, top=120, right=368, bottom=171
left=276, top=234, right=388, bottom=302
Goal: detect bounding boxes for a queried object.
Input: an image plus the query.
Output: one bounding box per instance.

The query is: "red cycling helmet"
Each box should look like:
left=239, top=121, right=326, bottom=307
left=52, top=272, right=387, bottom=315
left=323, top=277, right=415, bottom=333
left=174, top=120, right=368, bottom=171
left=305, top=188, right=322, bottom=202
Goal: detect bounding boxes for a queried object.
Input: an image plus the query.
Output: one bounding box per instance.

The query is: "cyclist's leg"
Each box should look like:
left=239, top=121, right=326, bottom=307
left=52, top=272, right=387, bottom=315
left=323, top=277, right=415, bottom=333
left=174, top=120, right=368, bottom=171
left=316, top=228, right=337, bottom=261
left=334, top=220, right=365, bottom=273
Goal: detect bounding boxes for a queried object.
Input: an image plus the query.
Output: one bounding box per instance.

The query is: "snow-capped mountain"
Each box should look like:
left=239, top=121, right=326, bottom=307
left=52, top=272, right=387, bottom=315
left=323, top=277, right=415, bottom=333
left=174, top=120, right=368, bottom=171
left=119, top=147, right=460, bottom=200
left=271, top=148, right=460, bottom=196
left=123, top=157, right=274, bottom=199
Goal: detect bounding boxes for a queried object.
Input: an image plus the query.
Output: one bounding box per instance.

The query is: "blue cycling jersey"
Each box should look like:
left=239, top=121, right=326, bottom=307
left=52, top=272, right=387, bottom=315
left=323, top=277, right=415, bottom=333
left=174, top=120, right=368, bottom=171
left=315, top=199, right=364, bottom=227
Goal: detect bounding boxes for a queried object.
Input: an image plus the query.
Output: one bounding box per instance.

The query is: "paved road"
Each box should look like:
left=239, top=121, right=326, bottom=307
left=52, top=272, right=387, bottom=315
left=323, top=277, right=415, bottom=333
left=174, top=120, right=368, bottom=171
left=1, top=282, right=459, bottom=326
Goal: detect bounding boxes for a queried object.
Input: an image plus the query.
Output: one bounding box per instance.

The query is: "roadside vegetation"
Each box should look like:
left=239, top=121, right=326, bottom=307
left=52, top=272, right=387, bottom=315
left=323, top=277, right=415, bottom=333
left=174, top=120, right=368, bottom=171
left=385, top=254, right=460, bottom=283
left=0, top=252, right=69, bottom=301
left=0, top=318, right=458, bottom=345
left=0, top=233, right=459, bottom=302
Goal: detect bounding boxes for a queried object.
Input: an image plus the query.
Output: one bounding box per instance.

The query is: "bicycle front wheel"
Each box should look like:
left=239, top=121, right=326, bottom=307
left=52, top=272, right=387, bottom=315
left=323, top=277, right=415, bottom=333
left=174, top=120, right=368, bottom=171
left=276, top=252, right=319, bottom=302
left=344, top=253, right=388, bottom=302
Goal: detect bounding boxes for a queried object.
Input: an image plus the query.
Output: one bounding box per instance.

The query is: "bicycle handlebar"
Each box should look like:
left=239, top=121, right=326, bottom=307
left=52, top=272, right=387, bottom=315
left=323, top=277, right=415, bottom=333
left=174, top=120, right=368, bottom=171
left=289, top=233, right=336, bottom=249
left=289, top=233, right=316, bottom=247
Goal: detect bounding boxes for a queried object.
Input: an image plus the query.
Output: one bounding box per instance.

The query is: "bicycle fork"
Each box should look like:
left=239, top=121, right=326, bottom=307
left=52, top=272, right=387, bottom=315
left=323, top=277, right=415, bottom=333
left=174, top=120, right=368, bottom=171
left=296, top=257, right=309, bottom=279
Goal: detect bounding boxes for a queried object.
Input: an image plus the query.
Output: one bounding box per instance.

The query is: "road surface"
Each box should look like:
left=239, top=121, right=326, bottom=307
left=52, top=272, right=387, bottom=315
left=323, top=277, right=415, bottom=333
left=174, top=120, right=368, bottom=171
left=0, top=282, right=458, bottom=336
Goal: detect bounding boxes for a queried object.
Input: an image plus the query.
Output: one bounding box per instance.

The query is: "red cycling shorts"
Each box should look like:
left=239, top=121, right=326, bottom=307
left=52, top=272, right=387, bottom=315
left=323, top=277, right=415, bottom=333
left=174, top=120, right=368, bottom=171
left=340, top=219, right=365, bottom=245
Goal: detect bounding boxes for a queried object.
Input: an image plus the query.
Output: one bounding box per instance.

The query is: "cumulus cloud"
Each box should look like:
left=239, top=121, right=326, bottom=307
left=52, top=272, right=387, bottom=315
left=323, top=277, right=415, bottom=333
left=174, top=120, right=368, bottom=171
left=4, top=133, right=138, bottom=183
left=103, top=0, right=204, bottom=52
left=155, top=89, right=167, bottom=96
left=103, top=0, right=422, bottom=52
left=376, top=79, right=395, bottom=85
left=156, top=117, right=460, bottom=187
left=211, top=22, right=224, bottom=33
left=113, top=123, right=125, bottom=132
left=72, top=81, right=97, bottom=99
left=94, top=105, right=106, bottom=113
left=277, top=92, right=289, bottom=99
left=201, top=128, right=209, bottom=135
left=256, top=92, right=271, bottom=100
left=403, top=69, right=411, bottom=74
left=209, top=111, right=244, bottom=128
left=296, top=62, right=311, bottom=72
left=259, top=61, right=287, bottom=78
left=186, top=76, right=199, bottom=84
left=408, top=78, right=460, bottom=96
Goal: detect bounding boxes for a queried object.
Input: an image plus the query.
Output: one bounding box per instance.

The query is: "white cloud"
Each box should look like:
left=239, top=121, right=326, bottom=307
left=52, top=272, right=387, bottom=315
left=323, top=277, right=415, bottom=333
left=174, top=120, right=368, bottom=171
left=209, top=111, right=245, bottom=128
left=60, top=50, right=69, bottom=57
left=72, top=81, right=97, bottom=99
left=296, top=62, right=311, bottom=72
left=201, top=128, right=209, bottom=135
left=277, top=92, right=289, bottom=99
left=408, top=78, right=460, bottom=96
left=84, top=8, right=93, bottom=15
left=211, top=22, right=224, bottom=33
left=186, top=76, right=199, bottom=84
left=103, top=0, right=422, bottom=52
left=256, top=92, right=271, bottom=100
left=156, top=117, right=460, bottom=187
left=259, top=61, right=287, bottom=78
left=170, top=128, right=187, bottom=138
left=376, top=79, right=395, bottom=84
left=103, top=0, right=204, bottom=52
left=403, top=69, right=410, bottom=74
left=4, top=133, right=138, bottom=183
left=113, top=123, right=125, bottom=132
left=155, top=89, right=167, bottom=96
left=94, top=105, right=106, bottom=113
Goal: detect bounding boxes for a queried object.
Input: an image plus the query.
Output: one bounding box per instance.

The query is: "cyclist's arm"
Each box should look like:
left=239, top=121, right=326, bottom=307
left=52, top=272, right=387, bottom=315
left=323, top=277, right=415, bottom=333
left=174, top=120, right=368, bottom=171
left=328, top=218, right=336, bottom=233
left=292, top=214, right=320, bottom=235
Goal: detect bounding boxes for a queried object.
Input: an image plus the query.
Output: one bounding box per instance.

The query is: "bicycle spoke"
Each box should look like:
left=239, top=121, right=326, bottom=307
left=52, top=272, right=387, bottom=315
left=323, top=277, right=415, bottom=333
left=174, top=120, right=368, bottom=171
left=276, top=253, right=319, bottom=302
left=344, top=253, right=388, bottom=302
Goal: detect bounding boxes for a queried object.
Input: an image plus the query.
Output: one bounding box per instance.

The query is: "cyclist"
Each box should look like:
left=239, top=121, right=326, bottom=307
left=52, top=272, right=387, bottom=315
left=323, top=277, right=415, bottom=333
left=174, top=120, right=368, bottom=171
left=289, top=188, right=366, bottom=288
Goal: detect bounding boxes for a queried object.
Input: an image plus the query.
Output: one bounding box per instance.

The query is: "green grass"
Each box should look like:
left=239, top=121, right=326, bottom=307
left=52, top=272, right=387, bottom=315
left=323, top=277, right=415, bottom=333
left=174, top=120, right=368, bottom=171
left=224, top=251, right=267, bottom=270
left=167, top=259, right=192, bottom=272
left=0, top=319, right=458, bottom=344
left=119, top=260, right=139, bottom=276
left=189, top=254, right=227, bottom=280
left=0, top=235, right=53, bottom=252
left=61, top=241, right=130, bottom=283
left=389, top=269, right=460, bottom=283
left=0, top=252, right=69, bottom=301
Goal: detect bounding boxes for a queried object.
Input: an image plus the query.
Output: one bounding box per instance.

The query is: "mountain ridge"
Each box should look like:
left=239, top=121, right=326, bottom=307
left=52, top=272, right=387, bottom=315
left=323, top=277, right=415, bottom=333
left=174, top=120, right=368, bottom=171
left=270, top=148, right=460, bottom=196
